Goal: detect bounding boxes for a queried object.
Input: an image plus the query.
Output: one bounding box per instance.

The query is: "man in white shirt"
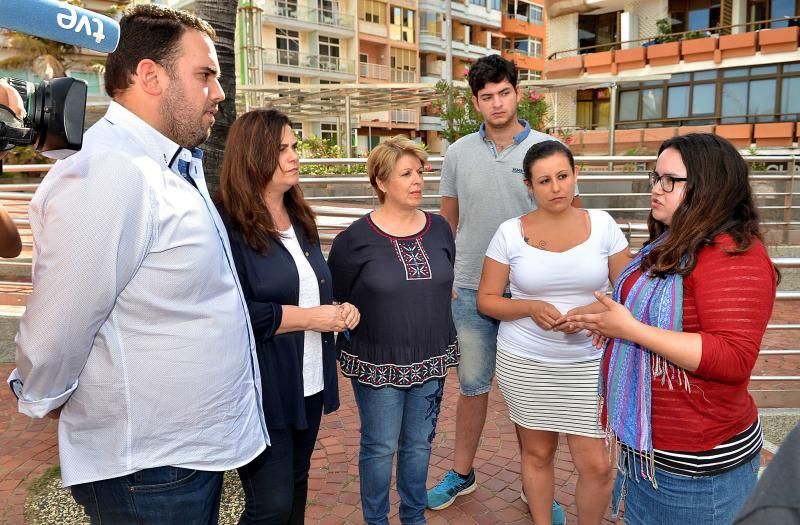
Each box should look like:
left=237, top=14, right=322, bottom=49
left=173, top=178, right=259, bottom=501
left=7, top=6, right=268, bottom=523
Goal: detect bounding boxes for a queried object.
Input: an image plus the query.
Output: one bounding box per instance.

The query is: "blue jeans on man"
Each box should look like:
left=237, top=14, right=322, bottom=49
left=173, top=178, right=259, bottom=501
left=70, top=466, right=223, bottom=524
left=352, top=377, right=445, bottom=525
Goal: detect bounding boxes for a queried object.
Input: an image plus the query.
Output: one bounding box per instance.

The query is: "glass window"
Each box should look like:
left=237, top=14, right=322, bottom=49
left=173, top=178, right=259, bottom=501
left=784, top=63, right=800, bottom=73
left=531, top=4, right=544, bottom=24
left=771, top=0, right=797, bottom=27
left=390, top=7, right=415, bottom=42
left=642, top=88, right=663, bottom=119
left=276, top=29, right=300, bottom=66
left=723, top=67, right=748, bottom=78
left=670, top=73, right=691, bottom=83
left=751, top=65, right=777, bottom=75
left=692, top=83, right=716, bottom=115
left=68, top=70, right=101, bottom=95
left=321, top=123, right=338, bottom=143
left=619, top=91, right=639, bottom=120
left=781, top=77, right=800, bottom=116
left=469, top=0, right=487, bottom=5
left=667, top=86, right=690, bottom=118
left=359, top=0, right=385, bottom=23
left=749, top=79, right=776, bottom=121
left=693, top=70, right=716, bottom=81
left=722, top=81, right=748, bottom=122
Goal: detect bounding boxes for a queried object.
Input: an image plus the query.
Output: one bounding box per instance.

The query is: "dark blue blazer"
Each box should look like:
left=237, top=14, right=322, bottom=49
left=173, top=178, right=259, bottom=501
left=221, top=211, right=339, bottom=430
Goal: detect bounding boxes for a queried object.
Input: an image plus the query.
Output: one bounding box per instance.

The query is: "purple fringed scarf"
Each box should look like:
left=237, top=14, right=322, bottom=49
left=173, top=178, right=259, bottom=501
left=600, top=233, right=691, bottom=487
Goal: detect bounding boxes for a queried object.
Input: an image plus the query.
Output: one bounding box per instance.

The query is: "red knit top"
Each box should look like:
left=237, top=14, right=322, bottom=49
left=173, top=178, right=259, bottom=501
left=603, top=234, right=776, bottom=451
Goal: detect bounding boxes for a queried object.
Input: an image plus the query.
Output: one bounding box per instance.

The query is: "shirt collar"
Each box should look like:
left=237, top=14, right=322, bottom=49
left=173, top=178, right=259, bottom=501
left=103, top=101, right=202, bottom=176
left=478, top=118, right=532, bottom=145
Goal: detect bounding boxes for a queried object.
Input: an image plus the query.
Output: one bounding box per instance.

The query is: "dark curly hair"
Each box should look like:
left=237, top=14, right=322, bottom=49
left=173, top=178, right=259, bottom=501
left=467, top=55, right=518, bottom=96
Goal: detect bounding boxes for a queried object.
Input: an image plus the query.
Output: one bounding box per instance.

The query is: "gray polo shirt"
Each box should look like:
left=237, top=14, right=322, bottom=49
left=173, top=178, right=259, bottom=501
left=439, top=120, right=557, bottom=290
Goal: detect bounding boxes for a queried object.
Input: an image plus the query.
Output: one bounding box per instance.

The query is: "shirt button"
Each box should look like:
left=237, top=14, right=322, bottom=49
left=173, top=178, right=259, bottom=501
left=305, top=251, right=310, bottom=257
left=320, top=278, right=325, bottom=284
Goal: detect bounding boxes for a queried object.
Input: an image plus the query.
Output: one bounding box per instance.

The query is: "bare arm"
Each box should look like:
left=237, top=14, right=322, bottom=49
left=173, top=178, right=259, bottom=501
left=0, top=205, right=21, bottom=258
left=439, top=196, right=459, bottom=237
left=477, top=257, right=563, bottom=329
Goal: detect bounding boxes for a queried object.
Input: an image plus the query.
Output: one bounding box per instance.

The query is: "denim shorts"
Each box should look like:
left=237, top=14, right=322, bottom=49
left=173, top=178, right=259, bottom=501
left=452, top=286, right=501, bottom=396
left=614, top=452, right=760, bottom=525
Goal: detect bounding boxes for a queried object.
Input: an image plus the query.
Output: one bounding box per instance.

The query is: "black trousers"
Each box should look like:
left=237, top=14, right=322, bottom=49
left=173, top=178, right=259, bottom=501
left=237, top=392, right=324, bottom=525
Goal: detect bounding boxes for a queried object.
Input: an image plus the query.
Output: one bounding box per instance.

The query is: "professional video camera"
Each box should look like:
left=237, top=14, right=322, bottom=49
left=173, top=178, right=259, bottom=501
left=0, top=0, right=121, bottom=159
left=0, top=76, right=87, bottom=159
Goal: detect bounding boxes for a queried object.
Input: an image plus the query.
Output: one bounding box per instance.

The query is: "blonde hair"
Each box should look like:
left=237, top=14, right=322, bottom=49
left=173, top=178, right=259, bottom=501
left=367, top=136, right=428, bottom=203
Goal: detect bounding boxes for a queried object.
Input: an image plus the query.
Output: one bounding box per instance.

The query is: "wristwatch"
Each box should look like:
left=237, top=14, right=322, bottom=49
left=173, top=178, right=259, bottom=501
left=9, top=378, right=22, bottom=400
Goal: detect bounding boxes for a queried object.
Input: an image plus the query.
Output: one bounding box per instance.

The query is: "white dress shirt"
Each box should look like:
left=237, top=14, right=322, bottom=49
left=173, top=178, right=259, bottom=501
left=8, top=102, right=269, bottom=487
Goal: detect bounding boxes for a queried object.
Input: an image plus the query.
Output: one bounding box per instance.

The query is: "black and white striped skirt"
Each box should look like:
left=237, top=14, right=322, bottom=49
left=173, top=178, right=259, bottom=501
left=496, top=347, right=604, bottom=438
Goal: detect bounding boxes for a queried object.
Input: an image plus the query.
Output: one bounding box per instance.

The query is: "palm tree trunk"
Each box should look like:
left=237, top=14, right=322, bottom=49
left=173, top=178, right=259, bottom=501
left=194, top=0, right=238, bottom=197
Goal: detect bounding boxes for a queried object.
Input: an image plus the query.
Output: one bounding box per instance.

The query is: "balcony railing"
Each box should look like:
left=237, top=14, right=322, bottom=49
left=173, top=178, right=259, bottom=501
left=359, top=62, right=390, bottom=80
left=391, top=109, right=415, bottom=123
left=264, top=49, right=356, bottom=74
left=391, top=68, right=417, bottom=82
left=264, top=2, right=355, bottom=31
left=547, top=14, right=800, bottom=60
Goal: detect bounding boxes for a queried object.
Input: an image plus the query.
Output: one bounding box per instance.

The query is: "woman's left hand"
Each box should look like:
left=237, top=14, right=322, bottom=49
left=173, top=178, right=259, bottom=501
left=337, top=302, right=361, bottom=330
left=566, top=291, right=639, bottom=340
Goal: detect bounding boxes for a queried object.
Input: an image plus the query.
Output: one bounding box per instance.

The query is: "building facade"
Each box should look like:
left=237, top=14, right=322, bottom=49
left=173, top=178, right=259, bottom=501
left=543, top=0, right=800, bottom=153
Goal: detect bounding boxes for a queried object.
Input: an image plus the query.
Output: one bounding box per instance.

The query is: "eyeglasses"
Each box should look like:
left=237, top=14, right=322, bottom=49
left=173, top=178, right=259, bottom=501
left=649, top=171, right=688, bottom=193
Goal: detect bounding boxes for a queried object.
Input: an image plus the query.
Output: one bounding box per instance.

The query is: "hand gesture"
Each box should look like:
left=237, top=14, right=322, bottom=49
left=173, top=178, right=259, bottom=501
left=566, top=291, right=638, bottom=340
left=553, top=306, right=587, bottom=334
left=336, top=302, right=361, bottom=330
left=528, top=301, right=563, bottom=330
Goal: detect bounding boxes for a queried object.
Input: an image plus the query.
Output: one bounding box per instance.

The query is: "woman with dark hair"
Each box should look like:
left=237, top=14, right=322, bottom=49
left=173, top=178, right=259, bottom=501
left=217, top=109, right=360, bottom=524
left=477, top=140, right=631, bottom=525
left=568, top=133, right=779, bottom=524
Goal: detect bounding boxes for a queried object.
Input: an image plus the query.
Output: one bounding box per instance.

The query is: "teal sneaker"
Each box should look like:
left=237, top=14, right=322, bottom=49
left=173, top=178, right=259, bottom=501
left=427, top=469, right=477, bottom=510
left=520, top=490, right=566, bottom=525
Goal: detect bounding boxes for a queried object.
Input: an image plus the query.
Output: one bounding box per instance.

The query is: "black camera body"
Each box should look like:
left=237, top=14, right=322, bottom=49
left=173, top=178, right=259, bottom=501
left=0, top=76, right=88, bottom=159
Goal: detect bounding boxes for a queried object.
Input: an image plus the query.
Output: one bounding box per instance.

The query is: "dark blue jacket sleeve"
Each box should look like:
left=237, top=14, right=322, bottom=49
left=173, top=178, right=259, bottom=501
left=229, top=234, right=283, bottom=342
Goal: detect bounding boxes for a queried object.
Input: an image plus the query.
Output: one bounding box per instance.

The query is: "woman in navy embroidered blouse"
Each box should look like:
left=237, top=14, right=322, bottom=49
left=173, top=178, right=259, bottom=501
left=328, top=136, right=458, bottom=525
left=217, top=109, right=360, bottom=524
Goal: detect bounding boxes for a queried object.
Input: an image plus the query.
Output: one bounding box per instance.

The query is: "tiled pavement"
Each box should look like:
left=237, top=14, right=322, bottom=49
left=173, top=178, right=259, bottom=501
left=1, top=303, right=795, bottom=525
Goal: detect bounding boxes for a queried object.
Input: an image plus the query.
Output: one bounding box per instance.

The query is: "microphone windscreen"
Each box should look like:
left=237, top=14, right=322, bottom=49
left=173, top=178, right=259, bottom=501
left=0, top=0, right=120, bottom=53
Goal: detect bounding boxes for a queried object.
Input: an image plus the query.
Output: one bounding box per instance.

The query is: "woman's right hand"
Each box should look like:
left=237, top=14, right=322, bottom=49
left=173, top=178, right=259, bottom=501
left=528, top=301, right=563, bottom=331
left=309, top=304, right=360, bottom=333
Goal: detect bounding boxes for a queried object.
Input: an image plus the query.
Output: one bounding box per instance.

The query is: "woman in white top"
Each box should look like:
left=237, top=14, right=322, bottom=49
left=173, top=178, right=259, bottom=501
left=478, top=140, right=631, bottom=525
left=216, top=109, right=361, bottom=524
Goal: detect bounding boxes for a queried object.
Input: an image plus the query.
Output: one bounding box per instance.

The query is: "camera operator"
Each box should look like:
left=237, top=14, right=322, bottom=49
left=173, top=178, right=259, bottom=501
left=0, top=80, right=24, bottom=258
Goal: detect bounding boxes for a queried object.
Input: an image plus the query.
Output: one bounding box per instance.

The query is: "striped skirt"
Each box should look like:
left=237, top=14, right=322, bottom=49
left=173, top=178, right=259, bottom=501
left=496, top=347, right=604, bottom=438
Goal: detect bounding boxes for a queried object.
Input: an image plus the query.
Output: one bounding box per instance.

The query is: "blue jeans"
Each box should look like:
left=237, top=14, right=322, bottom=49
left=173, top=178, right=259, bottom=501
left=237, top=392, right=323, bottom=524
left=615, top=452, right=761, bottom=525
left=70, top=466, right=223, bottom=525
left=452, top=287, right=501, bottom=396
left=352, top=378, right=445, bottom=525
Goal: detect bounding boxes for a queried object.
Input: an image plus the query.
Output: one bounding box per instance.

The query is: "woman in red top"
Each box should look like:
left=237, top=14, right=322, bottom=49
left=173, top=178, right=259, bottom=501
left=567, top=133, right=778, bottom=524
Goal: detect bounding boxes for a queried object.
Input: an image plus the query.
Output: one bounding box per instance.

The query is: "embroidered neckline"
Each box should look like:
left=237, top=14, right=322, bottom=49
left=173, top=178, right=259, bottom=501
left=366, top=211, right=431, bottom=239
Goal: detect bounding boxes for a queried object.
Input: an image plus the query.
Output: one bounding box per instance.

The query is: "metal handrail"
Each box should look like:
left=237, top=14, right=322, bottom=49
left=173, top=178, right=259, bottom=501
left=547, top=15, right=800, bottom=60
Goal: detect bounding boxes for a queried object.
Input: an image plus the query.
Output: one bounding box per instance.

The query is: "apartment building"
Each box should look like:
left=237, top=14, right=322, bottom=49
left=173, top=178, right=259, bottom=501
left=355, top=0, right=422, bottom=151
left=543, top=0, right=800, bottom=153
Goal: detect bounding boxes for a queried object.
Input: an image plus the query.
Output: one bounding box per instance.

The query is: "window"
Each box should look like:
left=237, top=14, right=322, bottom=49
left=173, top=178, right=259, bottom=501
left=276, top=29, right=300, bottom=66
left=578, top=12, right=620, bottom=52
left=321, top=123, right=338, bottom=144
left=318, top=0, right=340, bottom=24
left=390, top=48, right=417, bottom=81
left=507, top=1, right=544, bottom=24
left=319, top=36, right=340, bottom=71
left=390, top=7, right=415, bottom=42
left=277, top=75, right=301, bottom=84
left=576, top=89, right=610, bottom=129
left=276, top=0, right=298, bottom=18
left=668, top=0, right=721, bottom=33
left=359, top=0, right=385, bottom=23
left=68, top=70, right=102, bottom=95
left=517, top=69, right=542, bottom=81
left=420, top=11, right=443, bottom=35
left=747, top=0, right=799, bottom=28
left=291, top=122, right=304, bottom=140
left=616, top=63, right=799, bottom=126
left=470, top=0, right=487, bottom=5
left=510, top=37, right=543, bottom=57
